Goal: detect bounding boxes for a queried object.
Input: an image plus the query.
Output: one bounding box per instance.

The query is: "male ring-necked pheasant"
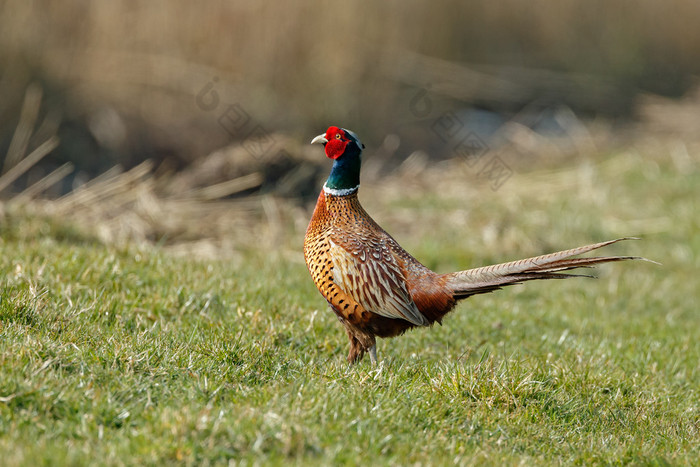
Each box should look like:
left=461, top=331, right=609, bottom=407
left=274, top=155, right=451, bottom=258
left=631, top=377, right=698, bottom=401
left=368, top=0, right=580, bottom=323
left=304, top=126, right=643, bottom=365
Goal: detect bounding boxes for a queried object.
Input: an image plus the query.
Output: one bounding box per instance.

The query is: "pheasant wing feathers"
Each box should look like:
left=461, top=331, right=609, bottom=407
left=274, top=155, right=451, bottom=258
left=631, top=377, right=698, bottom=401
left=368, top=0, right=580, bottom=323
left=327, top=235, right=429, bottom=326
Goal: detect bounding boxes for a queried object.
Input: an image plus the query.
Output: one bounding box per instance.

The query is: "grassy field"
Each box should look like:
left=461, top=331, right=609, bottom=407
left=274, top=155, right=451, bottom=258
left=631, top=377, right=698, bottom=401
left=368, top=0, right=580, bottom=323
left=1, top=149, right=698, bottom=465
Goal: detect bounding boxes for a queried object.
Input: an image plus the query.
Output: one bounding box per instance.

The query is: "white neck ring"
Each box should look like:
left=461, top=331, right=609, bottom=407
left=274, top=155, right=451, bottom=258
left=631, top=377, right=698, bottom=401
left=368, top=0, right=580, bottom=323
left=323, top=183, right=359, bottom=196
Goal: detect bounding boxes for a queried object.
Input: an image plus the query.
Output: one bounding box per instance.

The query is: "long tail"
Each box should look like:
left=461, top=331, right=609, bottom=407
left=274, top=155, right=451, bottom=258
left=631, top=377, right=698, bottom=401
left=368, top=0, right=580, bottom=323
left=443, top=237, right=652, bottom=299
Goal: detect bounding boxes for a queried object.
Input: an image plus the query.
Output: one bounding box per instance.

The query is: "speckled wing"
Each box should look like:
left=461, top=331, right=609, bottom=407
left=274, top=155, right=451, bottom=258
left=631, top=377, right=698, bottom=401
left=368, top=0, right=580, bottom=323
left=327, top=233, right=430, bottom=326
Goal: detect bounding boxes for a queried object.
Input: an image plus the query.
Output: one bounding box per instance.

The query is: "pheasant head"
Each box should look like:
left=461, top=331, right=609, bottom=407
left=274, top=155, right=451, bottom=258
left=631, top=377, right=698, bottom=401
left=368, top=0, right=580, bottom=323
left=311, top=126, right=365, bottom=195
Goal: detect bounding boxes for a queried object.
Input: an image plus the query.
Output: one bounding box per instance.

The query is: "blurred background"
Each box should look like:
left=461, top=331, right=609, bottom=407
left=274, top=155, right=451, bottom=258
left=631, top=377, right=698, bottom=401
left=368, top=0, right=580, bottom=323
left=1, top=0, right=698, bottom=256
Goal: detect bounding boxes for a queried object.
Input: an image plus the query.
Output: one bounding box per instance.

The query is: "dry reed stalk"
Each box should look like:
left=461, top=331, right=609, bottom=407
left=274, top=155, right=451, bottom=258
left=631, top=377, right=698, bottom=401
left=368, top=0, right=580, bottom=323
left=3, top=84, right=43, bottom=174
left=0, top=136, right=60, bottom=194
left=12, top=163, right=74, bottom=203
left=180, top=172, right=263, bottom=200
left=52, top=161, right=154, bottom=214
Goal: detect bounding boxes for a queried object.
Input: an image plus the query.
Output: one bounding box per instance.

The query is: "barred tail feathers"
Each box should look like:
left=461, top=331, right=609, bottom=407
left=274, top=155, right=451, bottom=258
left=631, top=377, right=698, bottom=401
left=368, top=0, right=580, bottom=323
left=444, top=237, right=649, bottom=299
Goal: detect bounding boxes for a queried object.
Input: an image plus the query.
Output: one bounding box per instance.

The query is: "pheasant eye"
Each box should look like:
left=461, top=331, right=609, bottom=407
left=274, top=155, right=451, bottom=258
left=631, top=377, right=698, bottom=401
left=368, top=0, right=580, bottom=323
left=335, top=134, right=342, bottom=140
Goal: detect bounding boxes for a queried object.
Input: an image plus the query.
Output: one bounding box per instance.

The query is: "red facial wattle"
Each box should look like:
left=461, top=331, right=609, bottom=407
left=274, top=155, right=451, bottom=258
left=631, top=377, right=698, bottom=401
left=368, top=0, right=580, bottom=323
left=324, top=127, right=349, bottom=159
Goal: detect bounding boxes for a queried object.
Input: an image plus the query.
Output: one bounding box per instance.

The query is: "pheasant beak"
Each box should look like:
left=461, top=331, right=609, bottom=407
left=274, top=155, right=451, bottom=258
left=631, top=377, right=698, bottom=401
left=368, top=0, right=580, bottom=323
left=311, top=133, right=328, bottom=145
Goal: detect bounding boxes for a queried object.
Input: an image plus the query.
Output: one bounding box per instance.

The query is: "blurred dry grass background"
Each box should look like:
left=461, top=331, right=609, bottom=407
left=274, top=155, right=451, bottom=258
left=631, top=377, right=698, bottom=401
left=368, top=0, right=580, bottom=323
left=1, top=0, right=699, bottom=256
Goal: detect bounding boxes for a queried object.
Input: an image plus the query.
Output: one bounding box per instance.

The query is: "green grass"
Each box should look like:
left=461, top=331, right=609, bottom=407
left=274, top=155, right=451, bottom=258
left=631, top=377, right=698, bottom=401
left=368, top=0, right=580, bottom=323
left=1, top=152, right=698, bottom=465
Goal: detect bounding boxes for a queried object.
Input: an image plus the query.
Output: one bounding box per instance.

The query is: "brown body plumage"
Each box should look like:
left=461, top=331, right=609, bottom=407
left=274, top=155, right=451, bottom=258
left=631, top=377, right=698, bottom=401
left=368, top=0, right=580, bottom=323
left=304, top=126, right=644, bottom=364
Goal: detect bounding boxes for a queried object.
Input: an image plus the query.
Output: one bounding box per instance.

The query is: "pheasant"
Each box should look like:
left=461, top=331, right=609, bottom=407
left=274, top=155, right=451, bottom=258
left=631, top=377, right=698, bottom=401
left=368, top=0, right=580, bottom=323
left=304, top=126, right=643, bottom=365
